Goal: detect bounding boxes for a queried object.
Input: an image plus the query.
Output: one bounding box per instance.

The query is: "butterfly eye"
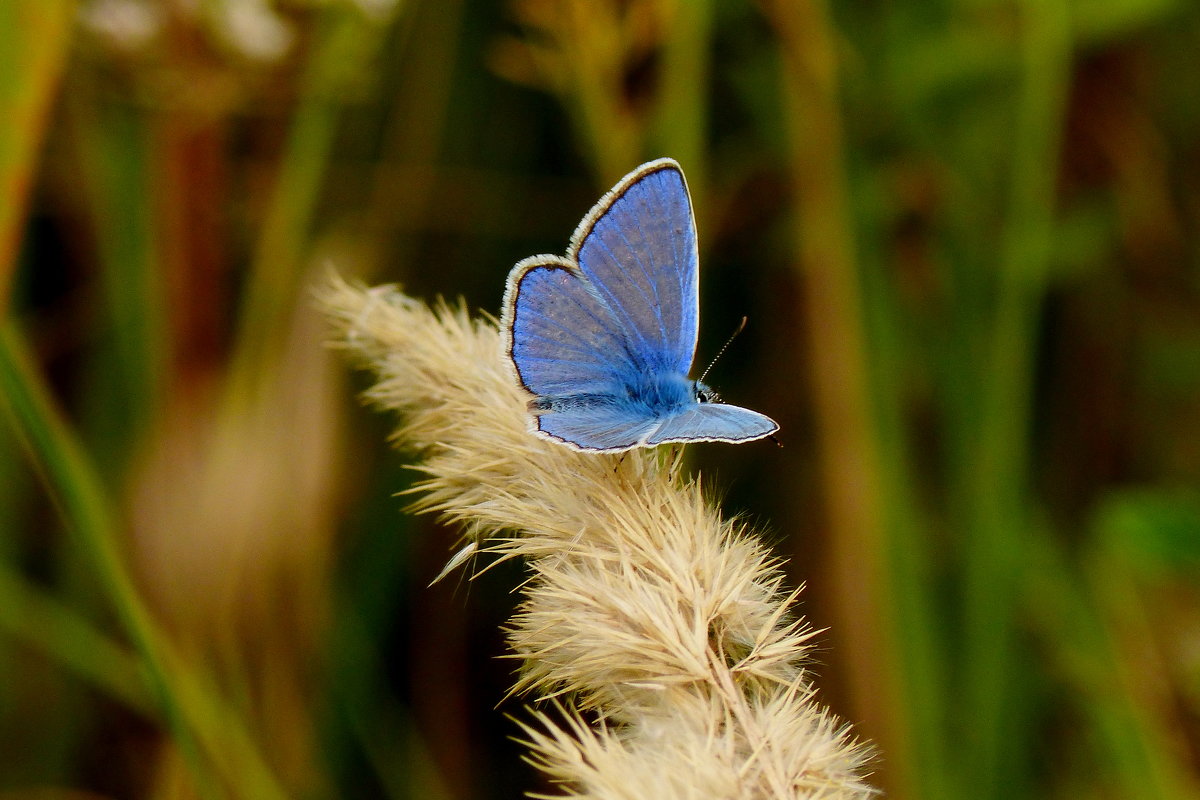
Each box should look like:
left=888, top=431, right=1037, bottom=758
left=696, top=386, right=722, bottom=404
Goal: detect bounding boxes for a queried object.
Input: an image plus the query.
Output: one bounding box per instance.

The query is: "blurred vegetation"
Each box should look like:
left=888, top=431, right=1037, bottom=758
left=1, top=0, right=1199, bottom=798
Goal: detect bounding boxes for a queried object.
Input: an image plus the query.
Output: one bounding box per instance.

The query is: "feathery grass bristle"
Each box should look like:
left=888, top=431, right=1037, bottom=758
left=320, top=274, right=876, bottom=798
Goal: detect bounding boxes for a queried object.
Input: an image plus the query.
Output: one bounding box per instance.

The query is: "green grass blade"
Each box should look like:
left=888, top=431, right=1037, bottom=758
left=0, top=320, right=304, bottom=800
left=229, top=6, right=393, bottom=404
left=961, top=0, right=1073, bottom=793
left=0, top=318, right=220, bottom=797
left=0, top=319, right=304, bottom=799
left=67, top=93, right=167, bottom=445
left=653, top=0, right=713, bottom=204
left=0, top=319, right=305, bottom=799
left=0, top=560, right=154, bottom=715
left=764, top=3, right=944, bottom=797
left=0, top=0, right=76, bottom=306
left=1026, top=529, right=1200, bottom=799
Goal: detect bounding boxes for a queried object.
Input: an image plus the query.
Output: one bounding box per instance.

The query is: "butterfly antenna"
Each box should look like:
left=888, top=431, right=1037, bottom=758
left=698, top=316, right=748, bottom=384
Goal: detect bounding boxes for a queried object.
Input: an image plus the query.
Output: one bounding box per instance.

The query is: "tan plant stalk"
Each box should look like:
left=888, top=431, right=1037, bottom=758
left=320, top=274, right=876, bottom=799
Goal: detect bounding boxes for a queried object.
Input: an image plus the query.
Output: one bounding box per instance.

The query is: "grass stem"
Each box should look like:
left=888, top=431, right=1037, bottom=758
left=962, top=0, right=1072, bottom=792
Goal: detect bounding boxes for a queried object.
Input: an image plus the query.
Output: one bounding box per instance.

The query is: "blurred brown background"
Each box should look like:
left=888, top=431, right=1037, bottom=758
left=2, top=0, right=1199, bottom=798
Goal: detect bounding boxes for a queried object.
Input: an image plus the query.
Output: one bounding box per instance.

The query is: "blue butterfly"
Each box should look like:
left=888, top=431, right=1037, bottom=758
left=501, top=158, right=779, bottom=453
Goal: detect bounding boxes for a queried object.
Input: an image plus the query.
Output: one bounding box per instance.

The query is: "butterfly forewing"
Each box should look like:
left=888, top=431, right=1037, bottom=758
left=572, top=161, right=699, bottom=377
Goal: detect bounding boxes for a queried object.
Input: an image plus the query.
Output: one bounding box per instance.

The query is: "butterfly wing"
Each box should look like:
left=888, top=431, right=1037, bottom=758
left=646, top=403, right=779, bottom=446
left=503, top=258, right=665, bottom=451
left=501, top=159, right=698, bottom=449
left=502, top=257, right=634, bottom=400
left=535, top=404, right=662, bottom=451
left=568, top=158, right=698, bottom=377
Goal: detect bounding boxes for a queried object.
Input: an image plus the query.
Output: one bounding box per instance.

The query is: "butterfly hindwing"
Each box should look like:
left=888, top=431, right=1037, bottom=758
left=645, top=403, right=779, bottom=446
left=535, top=404, right=661, bottom=451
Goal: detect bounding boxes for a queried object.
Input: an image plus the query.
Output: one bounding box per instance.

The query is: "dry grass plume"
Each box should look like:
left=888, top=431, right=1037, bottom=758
left=320, top=274, right=876, bottom=799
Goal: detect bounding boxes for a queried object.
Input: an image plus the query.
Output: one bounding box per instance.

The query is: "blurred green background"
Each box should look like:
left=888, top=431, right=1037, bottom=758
left=2, top=0, right=1200, bottom=798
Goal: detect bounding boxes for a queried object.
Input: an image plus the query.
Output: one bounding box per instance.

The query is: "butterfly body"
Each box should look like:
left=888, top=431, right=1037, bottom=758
left=501, top=158, right=778, bottom=453
left=529, top=371, right=705, bottom=416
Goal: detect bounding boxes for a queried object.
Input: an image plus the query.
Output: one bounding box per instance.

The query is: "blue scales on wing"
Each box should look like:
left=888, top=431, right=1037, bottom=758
left=535, top=404, right=661, bottom=451
left=571, top=162, right=699, bottom=377
left=506, top=261, right=633, bottom=400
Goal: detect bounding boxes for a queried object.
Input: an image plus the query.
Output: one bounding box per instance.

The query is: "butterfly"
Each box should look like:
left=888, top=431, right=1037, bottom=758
left=500, top=158, right=779, bottom=453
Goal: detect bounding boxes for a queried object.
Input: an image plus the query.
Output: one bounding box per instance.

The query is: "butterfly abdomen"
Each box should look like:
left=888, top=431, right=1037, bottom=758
left=529, top=394, right=620, bottom=413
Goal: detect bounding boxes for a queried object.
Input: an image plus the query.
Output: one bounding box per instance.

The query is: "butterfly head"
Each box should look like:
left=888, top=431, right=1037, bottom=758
left=693, top=381, right=722, bottom=404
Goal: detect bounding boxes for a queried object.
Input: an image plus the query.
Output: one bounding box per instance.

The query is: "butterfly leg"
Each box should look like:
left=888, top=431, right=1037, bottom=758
left=666, top=444, right=683, bottom=483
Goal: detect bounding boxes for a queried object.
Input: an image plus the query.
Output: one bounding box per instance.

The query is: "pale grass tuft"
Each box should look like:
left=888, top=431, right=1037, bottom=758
left=320, top=274, right=877, bottom=799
